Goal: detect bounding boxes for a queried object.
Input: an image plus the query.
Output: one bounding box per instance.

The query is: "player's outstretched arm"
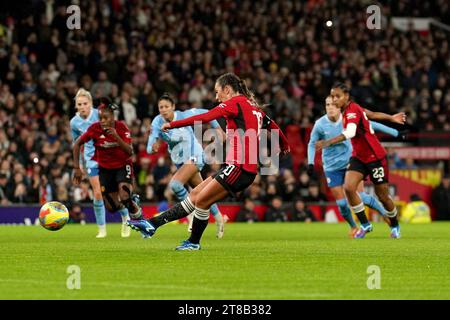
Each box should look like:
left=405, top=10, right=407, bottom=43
left=364, top=108, right=406, bottom=125
left=162, top=106, right=225, bottom=132
left=370, top=121, right=399, bottom=137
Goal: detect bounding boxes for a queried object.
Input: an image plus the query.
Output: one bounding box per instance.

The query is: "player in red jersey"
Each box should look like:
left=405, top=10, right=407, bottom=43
left=128, top=73, right=290, bottom=250
left=72, top=99, right=143, bottom=224
left=316, top=83, right=406, bottom=239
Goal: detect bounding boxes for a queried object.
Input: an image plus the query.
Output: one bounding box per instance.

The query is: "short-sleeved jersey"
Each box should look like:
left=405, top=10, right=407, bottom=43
left=169, top=95, right=289, bottom=174
left=342, top=102, right=386, bottom=163
left=70, top=109, right=99, bottom=169
left=79, top=121, right=132, bottom=169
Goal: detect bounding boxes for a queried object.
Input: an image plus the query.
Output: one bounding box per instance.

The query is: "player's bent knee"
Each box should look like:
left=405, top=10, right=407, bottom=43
left=169, top=180, right=184, bottom=193
left=343, top=184, right=356, bottom=196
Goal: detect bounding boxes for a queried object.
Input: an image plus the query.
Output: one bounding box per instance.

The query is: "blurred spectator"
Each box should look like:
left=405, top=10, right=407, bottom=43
left=386, top=148, right=406, bottom=169
left=0, top=173, right=11, bottom=204
left=265, top=196, right=288, bottom=222
left=280, top=169, right=297, bottom=201
left=432, top=174, right=450, bottom=220
left=236, top=198, right=259, bottom=223
left=69, top=204, right=87, bottom=224
left=73, top=180, right=93, bottom=203
left=297, top=171, right=311, bottom=198
left=400, top=194, right=431, bottom=224
left=291, top=199, right=317, bottom=223
left=303, top=181, right=328, bottom=203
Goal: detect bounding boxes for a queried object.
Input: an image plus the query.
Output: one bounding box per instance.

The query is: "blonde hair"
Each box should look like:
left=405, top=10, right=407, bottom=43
left=74, top=88, right=93, bottom=103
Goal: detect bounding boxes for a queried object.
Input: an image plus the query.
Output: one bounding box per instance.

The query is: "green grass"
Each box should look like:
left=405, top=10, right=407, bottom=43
left=0, top=222, right=449, bottom=299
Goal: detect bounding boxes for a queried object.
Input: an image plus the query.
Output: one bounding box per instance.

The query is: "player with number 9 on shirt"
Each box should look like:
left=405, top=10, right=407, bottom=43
left=72, top=98, right=143, bottom=228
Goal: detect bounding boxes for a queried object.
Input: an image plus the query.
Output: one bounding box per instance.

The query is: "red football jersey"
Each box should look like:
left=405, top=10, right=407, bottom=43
left=342, top=101, right=386, bottom=163
left=169, top=95, right=289, bottom=174
left=79, top=121, right=132, bottom=169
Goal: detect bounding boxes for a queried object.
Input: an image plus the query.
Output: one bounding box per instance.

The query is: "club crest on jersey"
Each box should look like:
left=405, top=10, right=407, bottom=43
left=218, top=103, right=227, bottom=108
left=346, top=113, right=357, bottom=120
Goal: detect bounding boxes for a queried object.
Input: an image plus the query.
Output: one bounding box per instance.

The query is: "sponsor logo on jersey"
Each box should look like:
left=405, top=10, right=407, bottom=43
left=100, top=141, right=119, bottom=148
left=346, top=113, right=357, bottom=120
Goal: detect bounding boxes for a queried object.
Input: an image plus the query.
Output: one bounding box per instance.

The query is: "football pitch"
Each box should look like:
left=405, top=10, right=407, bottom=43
left=0, top=222, right=449, bottom=300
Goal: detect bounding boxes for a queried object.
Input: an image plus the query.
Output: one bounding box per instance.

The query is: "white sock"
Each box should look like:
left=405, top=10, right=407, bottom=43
left=214, top=212, right=223, bottom=224
left=121, top=214, right=130, bottom=224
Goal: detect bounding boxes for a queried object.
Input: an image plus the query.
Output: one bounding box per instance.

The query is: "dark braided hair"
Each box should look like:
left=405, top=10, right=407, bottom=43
left=216, top=73, right=258, bottom=106
left=97, top=97, right=118, bottom=113
left=331, top=82, right=350, bottom=94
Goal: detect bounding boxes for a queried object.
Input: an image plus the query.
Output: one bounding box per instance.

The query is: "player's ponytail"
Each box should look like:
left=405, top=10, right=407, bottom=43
left=216, top=73, right=259, bottom=106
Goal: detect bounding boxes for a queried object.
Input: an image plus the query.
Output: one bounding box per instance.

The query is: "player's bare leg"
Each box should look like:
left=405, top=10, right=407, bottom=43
left=102, top=190, right=130, bottom=237
left=330, top=185, right=357, bottom=237
left=189, top=173, right=224, bottom=239
left=89, top=175, right=107, bottom=238
left=119, top=182, right=141, bottom=218
left=374, top=183, right=400, bottom=238
left=344, top=171, right=372, bottom=238
left=119, top=182, right=144, bottom=237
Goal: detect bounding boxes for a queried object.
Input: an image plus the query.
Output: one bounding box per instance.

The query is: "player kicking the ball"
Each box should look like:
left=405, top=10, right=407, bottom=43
left=316, top=83, right=406, bottom=239
left=128, top=73, right=290, bottom=250
left=72, top=99, right=142, bottom=235
left=308, top=95, right=405, bottom=237
left=147, top=93, right=225, bottom=238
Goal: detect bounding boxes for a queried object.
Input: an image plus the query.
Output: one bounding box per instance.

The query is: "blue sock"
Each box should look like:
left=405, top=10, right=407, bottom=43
left=336, top=198, right=357, bottom=228
left=93, top=199, right=106, bottom=226
left=118, top=207, right=130, bottom=223
left=359, top=192, right=386, bottom=216
left=169, top=180, right=188, bottom=201
left=118, top=207, right=129, bottom=217
left=210, top=203, right=220, bottom=217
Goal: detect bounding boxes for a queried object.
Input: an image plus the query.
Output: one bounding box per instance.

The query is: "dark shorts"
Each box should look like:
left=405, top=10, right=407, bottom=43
left=99, top=165, right=133, bottom=194
left=214, top=164, right=256, bottom=197
left=347, top=157, right=389, bottom=185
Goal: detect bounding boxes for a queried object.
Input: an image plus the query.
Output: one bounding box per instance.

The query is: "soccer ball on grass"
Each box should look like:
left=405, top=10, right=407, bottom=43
left=39, top=201, right=70, bottom=231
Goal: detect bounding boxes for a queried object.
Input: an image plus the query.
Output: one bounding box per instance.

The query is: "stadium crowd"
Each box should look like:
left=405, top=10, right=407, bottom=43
left=0, top=0, right=449, bottom=219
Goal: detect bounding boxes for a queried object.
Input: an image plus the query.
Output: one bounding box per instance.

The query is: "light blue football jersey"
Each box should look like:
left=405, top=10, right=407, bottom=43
left=70, top=108, right=99, bottom=169
left=147, top=109, right=220, bottom=166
